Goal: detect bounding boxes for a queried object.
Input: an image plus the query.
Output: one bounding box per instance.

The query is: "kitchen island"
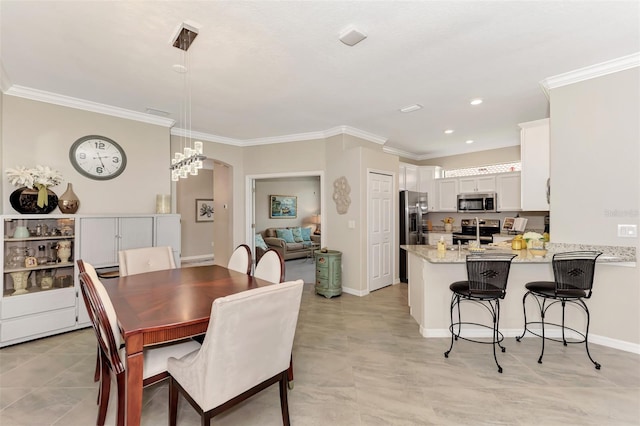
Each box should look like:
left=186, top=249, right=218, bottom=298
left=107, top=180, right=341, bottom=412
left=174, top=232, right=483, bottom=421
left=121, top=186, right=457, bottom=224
left=402, top=244, right=636, bottom=341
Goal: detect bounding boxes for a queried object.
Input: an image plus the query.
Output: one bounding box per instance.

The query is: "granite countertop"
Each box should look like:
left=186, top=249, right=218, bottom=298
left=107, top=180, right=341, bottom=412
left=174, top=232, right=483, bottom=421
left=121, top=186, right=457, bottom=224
left=402, top=243, right=636, bottom=265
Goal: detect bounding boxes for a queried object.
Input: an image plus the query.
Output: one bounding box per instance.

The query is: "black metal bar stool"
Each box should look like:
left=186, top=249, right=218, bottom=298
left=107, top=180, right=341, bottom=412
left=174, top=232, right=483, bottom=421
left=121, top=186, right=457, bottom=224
left=444, top=253, right=517, bottom=373
left=516, top=251, right=602, bottom=369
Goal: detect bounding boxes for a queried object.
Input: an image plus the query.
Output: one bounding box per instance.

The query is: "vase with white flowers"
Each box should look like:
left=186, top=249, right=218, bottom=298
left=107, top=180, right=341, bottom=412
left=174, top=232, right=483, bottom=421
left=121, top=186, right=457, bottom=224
left=6, top=165, right=63, bottom=214
left=522, top=231, right=546, bottom=256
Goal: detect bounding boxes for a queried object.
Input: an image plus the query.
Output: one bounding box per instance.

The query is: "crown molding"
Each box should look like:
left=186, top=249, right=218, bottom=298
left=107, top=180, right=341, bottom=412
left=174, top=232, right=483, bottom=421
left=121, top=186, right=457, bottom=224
left=170, top=127, right=241, bottom=145
left=383, top=145, right=422, bottom=161
left=540, top=52, right=640, bottom=99
left=4, top=85, right=176, bottom=128
left=333, top=125, right=387, bottom=145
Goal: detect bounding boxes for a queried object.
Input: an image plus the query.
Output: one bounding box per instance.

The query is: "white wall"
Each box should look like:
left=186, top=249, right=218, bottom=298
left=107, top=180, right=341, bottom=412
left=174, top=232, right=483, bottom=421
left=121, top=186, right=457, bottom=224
left=550, top=66, right=639, bottom=347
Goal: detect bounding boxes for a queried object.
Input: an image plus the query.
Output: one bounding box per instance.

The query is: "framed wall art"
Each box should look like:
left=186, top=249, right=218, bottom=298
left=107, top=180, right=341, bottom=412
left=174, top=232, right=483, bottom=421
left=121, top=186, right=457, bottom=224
left=269, top=195, right=297, bottom=218
left=195, top=199, right=214, bottom=222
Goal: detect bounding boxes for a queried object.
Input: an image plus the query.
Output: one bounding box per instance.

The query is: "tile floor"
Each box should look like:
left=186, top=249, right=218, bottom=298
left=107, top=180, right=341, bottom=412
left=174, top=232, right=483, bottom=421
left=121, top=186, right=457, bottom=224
left=1, top=267, right=639, bottom=425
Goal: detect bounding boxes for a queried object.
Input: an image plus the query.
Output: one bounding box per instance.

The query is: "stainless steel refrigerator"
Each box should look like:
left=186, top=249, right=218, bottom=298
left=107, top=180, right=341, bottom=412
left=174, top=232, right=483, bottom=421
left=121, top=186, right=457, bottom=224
left=399, top=190, right=428, bottom=283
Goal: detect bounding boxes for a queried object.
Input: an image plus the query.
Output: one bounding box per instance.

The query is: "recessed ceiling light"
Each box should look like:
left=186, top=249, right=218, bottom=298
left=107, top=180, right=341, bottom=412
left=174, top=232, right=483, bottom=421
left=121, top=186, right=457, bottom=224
left=466, top=140, right=474, bottom=144
left=470, top=98, right=483, bottom=106
left=399, top=104, right=423, bottom=113
left=444, top=129, right=454, bottom=134
left=339, top=25, right=367, bottom=46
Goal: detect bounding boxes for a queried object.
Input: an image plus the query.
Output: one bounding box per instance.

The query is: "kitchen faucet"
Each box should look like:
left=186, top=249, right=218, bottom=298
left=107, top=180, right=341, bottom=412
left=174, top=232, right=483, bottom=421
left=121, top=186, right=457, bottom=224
left=475, top=216, right=481, bottom=247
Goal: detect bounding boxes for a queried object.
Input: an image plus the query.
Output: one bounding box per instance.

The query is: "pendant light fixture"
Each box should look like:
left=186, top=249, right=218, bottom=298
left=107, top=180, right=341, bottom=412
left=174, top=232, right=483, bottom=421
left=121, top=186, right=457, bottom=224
left=170, top=23, right=206, bottom=181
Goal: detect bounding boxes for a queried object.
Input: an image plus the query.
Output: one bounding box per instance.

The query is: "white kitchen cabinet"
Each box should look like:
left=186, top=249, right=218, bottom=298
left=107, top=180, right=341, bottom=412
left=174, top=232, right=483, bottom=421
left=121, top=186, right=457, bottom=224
left=496, top=172, right=521, bottom=211
left=458, top=175, right=496, bottom=193
left=417, top=166, right=443, bottom=211
left=427, top=232, right=453, bottom=246
left=519, top=118, right=550, bottom=211
left=79, top=216, right=154, bottom=268
left=436, top=179, right=459, bottom=212
left=399, top=163, right=418, bottom=191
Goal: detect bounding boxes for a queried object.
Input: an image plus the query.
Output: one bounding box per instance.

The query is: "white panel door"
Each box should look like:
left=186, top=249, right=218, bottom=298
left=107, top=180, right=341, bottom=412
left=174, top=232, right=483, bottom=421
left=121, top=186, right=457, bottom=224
left=369, top=172, right=393, bottom=292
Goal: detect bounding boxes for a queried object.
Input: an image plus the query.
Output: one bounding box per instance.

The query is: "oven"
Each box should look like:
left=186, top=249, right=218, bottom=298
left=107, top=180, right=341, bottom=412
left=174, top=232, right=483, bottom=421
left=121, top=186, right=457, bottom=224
left=452, top=218, right=500, bottom=246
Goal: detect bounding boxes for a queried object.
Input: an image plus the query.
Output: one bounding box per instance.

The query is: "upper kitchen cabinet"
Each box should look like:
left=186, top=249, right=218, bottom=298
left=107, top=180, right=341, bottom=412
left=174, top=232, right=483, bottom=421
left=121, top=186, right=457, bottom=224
left=519, top=118, right=550, bottom=211
left=458, top=175, right=496, bottom=193
left=399, top=162, right=418, bottom=191
left=496, top=172, right=521, bottom=211
left=435, top=178, right=459, bottom=212
left=417, top=166, right=443, bottom=211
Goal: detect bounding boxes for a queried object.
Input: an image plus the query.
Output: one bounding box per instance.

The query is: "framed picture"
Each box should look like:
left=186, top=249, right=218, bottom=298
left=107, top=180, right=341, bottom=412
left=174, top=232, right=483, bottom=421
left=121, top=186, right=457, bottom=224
left=269, top=195, right=297, bottom=218
left=195, top=199, right=214, bottom=222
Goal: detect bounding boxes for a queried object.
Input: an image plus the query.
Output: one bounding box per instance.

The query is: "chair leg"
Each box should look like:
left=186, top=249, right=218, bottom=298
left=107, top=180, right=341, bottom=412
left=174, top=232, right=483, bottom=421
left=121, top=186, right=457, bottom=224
left=279, top=371, right=291, bottom=426
left=561, top=300, right=568, bottom=345
left=444, top=293, right=458, bottom=358
left=115, top=372, right=126, bottom=426
left=169, top=377, right=179, bottom=426
left=97, top=358, right=110, bottom=426
left=538, top=298, right=547, bottom=364
left=515, top=291, right=531, bottom=342
left=577, top=299, right=601, bottom=370
left=492, top=300, right=503, bottom=373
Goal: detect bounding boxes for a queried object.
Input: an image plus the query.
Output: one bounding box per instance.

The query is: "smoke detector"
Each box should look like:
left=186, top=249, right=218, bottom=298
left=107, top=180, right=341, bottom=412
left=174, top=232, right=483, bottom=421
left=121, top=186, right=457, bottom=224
left=339, top=25, right=367, bottom=46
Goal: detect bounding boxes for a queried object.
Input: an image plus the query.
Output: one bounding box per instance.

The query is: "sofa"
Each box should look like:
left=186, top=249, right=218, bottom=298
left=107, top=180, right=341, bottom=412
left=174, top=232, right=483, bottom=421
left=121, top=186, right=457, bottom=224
left=258, top=226, right=320, bottom=261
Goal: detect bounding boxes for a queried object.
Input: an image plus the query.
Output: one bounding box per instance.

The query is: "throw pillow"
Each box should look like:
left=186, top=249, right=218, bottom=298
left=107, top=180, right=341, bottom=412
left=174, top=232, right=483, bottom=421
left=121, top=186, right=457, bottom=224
left=276, top=228, right=295, bottom=243
left=301, top=227, right=312, bottom=241
left=291, top=227, right=304, bottom=242
left=255, top=234, right=268, bottom=250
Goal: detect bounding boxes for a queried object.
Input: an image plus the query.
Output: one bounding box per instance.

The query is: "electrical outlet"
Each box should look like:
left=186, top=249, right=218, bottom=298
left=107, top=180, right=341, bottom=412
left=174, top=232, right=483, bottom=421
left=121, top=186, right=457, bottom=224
left=617, top=224, right=638, bottom=238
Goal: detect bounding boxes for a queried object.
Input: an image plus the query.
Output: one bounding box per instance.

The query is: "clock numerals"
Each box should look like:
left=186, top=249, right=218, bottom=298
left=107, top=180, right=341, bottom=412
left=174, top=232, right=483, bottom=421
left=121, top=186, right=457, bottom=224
left=95, top=166, right=104, bottom=175
left=112, top=157, right=120, bottom=164
left=94, top=141, right=106, bottom=150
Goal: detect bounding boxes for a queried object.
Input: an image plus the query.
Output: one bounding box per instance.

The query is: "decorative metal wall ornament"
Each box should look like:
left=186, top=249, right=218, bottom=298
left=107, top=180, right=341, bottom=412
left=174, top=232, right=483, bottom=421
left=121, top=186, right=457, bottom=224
left=332, top=176, right=351, bottom=215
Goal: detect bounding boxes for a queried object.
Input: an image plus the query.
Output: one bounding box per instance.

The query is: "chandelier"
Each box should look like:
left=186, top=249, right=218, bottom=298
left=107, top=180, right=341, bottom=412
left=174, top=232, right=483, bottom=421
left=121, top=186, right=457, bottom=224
left=170, top=23, right=206, bottom=181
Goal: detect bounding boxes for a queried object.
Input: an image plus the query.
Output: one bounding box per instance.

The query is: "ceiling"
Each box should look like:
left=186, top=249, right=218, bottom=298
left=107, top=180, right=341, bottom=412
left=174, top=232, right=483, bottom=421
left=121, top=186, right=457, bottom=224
left=1, top=1, right=638, bottom=160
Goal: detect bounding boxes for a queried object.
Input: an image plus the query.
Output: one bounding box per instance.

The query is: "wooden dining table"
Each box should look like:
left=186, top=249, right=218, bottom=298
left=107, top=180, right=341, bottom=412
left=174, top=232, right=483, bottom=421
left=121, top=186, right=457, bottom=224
left=104, top=264, right=274, bottom=426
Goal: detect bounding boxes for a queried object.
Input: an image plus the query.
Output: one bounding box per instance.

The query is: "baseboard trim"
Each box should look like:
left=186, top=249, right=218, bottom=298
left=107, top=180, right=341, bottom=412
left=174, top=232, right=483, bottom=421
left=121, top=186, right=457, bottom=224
left=342, top=287, right=369, bottom=297
left=421, top=327, right=640, bottom=354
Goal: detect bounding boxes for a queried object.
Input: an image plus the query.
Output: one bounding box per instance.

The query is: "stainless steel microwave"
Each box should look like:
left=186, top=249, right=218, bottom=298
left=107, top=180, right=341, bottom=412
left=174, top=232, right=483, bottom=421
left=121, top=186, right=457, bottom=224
left=457, top=192, right=497, bottom=213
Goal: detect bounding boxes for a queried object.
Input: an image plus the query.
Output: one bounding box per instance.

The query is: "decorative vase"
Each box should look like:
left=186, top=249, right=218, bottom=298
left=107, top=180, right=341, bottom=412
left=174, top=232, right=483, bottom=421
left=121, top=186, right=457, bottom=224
left=444, top=223, right=453, bottom=232
left=13, top=226, right=30, bottom=239
left=58, top=183, right=80, bottom=214
left=57, top=241, right=72, bottom=263
left=9, top=187, right=58, bottom=214
left=10, top=271, right=31, bottom=295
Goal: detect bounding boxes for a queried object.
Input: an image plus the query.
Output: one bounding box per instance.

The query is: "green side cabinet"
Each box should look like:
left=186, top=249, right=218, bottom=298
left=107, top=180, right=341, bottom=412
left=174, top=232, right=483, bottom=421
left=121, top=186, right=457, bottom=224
left=314, top=250, right=342, bottom=298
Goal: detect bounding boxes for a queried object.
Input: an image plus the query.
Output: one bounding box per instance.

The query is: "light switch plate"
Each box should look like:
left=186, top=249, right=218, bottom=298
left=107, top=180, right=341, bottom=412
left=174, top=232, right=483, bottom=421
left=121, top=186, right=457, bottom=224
left=348, top=220, right=356, bottom=229
left=617, top=224, right=638, bottom=238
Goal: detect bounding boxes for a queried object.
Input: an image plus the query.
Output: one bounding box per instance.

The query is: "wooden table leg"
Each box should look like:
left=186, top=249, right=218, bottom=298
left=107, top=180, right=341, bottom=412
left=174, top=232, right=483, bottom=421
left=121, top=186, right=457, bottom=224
left=125, top=335, right=144, bottom=426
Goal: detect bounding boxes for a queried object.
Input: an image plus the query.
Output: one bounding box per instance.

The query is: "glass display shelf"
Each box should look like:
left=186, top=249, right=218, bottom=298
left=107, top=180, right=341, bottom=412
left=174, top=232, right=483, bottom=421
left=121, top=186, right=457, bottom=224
left=4, top=235, right=75, bottom=242
left=3, top=262, right=74, bottom=274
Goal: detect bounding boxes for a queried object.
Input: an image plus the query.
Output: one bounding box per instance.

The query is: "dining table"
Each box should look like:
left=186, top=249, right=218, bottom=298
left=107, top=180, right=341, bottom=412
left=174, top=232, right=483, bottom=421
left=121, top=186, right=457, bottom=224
left=104, top=264, right=274, bottom=426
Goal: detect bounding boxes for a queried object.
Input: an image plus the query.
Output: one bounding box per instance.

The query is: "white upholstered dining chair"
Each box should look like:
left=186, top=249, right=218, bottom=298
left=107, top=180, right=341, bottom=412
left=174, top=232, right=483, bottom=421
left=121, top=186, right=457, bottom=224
left=167, top=279, right=304, bottom=426
left=78, top=261, right=200, bottom=426
left=254, top=248, right=285, bottom=284
left=227, top=244, right=252, bottom=274
left=118, top=246, right=176, bottom=277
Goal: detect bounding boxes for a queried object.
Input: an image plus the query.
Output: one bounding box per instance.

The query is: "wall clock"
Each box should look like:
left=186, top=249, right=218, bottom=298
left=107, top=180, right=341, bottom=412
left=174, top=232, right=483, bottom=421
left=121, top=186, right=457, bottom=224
left=69, top=135, right=127, bottom=180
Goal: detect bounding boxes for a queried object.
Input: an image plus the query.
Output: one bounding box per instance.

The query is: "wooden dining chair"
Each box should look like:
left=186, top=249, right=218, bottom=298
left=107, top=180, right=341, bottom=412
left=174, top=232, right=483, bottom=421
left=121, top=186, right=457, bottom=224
left=79, top=268, right=200, bottom=426
left=254, top=248, right=285, bottom=284
left=118, top=246, right=176, bottom=277
left=227, top=244, right=252, bottom=274
left=167, top=279, right=304, bottom=426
